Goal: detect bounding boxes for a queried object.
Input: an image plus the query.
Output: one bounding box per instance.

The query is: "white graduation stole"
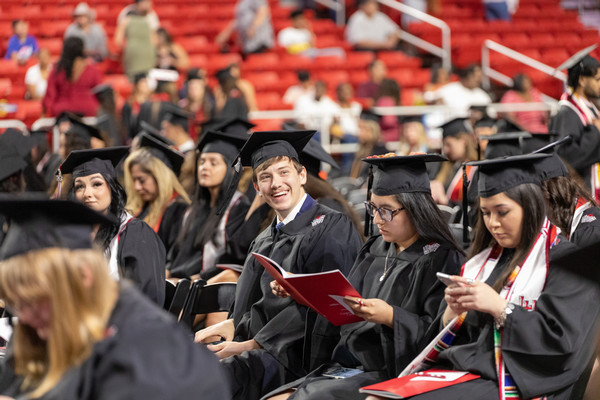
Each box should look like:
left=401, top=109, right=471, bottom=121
left=106, top=212, right=134, bottom=280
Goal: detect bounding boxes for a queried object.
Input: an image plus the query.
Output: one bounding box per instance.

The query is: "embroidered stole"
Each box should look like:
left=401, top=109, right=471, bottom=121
left=446, top=165, right=477, bottom=204
left=570, top=198, right=592, bottom=238
left=558, top=90, right=600, bottom=202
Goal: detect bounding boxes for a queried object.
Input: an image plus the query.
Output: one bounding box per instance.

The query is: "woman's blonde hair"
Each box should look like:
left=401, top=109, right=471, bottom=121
left=123, top=148, right=191, bottom=231
left=0, top=248, right=118, bottom=398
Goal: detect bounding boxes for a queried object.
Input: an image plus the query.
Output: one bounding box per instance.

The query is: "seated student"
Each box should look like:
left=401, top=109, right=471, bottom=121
left=264, top=154, right=465, bottom=400
left=367, top=154, right=600, bottom=400
left=124, top=131, right=191, bottom=254
left=195, top=130, right=363, bottom=400
left=0, top=198, right=230, bottom=399
left=166, top=129, right=250, bottom=281
left=60, top=147, right=166, bottom=305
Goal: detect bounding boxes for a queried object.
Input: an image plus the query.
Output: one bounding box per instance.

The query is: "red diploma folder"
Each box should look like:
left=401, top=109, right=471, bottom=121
left=359, top=370, right=480, bottom=399
left=252, top=252, right=363, bottom=326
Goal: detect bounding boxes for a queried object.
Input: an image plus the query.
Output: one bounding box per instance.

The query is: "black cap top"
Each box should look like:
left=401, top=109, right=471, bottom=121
left=196, top=130, right=249, bottom=163
left=402, top=115, right=423, bottom=124
left=522, top=132, right=561, bottom=153
left=163, top=104, right=190, bottom=131
left=299, top=138, right=340, bottom=177
left=440, top=118, right=471, bottom=138
left=466, top=153, right=552, bottom=198
left=474, top=117, right=497, bottom=129
left=0, top=146, right=27, bottom=181
left=362, top=153, right=447, bottom=195
left=0, top=128, right=33, bottom=158
left=238, top=130, right=316, bottom=168
left=137, top=121, right=175, bottom=146
left=529, top=135, right=571, bottom=181
left=556, top=44, right=598, bottom=72
left=56, top=111, right=84, bottom=125
left=495, top=119, right=524, bottom=133
left=91, top=83, right=114, bottom=97
left=202, top=118, right=255, bottom=137
left=139, top=132, right=185, bottom=175
left=59, top=147, right=130, bottom=179
left=483, top=131, right=532, bottom=159
left=67, top=115, right=104, bottom=142
left=0, top=196, right=116, bottom=260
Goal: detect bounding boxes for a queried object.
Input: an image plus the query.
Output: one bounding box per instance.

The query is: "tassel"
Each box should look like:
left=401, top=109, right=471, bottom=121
left=364, top=164, right=374, bottom=238
left=462, top=164, right=469, bottom=246
left=55, top=168, right=63, bottom=199
left=217, top=157, right=242, bottom=216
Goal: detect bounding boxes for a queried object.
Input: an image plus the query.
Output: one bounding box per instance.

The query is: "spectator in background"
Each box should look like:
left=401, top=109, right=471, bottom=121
left=92, top=83, right=122, bottom=146
left=122, top=73, right=152, bottom=139
left=423, top=63, right=451, bottom=104
left=435, top=64, right=492, bottom=119
left=283, top=70, right=314, bottom=105
left=161, top=104, right=194, bottom=153
left=349, top=112, right=389, bottom=179
left=227, top=62, right=258, bottom=112
left=156, top=27, right=190, bottom=71
left=215, top=69, right=249, bottom=121
left=375, top=78, right=402, bottom=143
left=397, top=115, right=428, bottom=155
left=334, top=82, right=362, bottom=171
left=294, top=80, right=340, bottom=133
left=42, top=37, right=102, bottom=117
left=25, top=48, right=52, bottom=100
left=356, top=59, right=387, bottom=107
left=64, top=2, right=108, bottom=62
left=345, top=0, right=400, bottom=51
left=500, top=73, right=549, bottom=133
left=178, top=68, right=216, bottom=139
left=117, top=0, right=160, bottom=31
left=114, top=0, right=157, bottom=80
left=4, top=20, right=38, bottom=64
left=215, top=0, right=274, bottom=55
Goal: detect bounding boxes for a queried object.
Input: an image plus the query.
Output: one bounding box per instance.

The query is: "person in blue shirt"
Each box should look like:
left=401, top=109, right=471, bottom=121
left=4, top=19, right=38, bottom=63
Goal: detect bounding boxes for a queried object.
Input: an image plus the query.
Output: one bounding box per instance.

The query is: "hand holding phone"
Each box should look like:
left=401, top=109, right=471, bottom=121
left=437, top=272, right=474, bottom=287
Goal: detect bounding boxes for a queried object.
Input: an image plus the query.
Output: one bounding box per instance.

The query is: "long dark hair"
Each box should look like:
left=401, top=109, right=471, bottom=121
left=68, top=173, right=128, bottom=251
left=542, top=176, right=597, bottom=236
left=394, top=192, right=465, bottom=255
left=470, top=183, right=545, bottom=292
left=57, top=37, right=85, bottom=81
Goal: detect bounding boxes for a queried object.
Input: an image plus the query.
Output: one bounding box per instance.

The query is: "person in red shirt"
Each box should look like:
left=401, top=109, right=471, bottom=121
left=42, top=36, right=103, bottom=117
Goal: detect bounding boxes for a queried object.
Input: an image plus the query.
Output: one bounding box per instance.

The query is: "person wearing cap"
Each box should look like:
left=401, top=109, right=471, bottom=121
left=431, top=117, right=478, bottom=206
left=350, top=111, right=389, bottom=180
left=264, top=154, right=465, bottom=400
left=166, top=130, right=250, bottom=284
left=178, top=68, right=216, bottom=140
left=0, top=198, right=230, bottom=399
left=215, top=68, right=250, bottom=122
left=123, top=133, right=191, bottom=254
left=378, top=154, right=600, bottom=399
left=161, top=104, right=195, bottom=154
left=93, top=83, right=123, bottom=147
left=397, top=115, right=428, bottom=156
left=194, top=130, right=363, bottom=400
left=0, top=141, right=29, bottom=246
left=61, top=147, right=166, bottom=305
left=58, top=114, right=106, bottom=159
left=550, top=46, right=600, bottom=200
left=30, top=129, right=62, bottom=188
left=64, top=2, right=108, bottom=62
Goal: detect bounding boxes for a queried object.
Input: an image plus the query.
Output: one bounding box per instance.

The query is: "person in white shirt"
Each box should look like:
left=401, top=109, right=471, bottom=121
left=345, top=0, right=400, bottom=51
left=435, top=64, right=493, bottom=119
left=283, top=70, right=315, bottom=106
left=25, top=48, right=52, bottom=100
left=294, top=81, right=341, bottom=132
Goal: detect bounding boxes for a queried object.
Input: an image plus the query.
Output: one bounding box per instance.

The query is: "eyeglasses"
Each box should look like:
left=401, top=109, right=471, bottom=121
left=364, top=201, right=405, bottom=222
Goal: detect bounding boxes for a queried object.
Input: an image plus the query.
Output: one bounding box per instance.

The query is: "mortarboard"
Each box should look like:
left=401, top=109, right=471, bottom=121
left=202, top=118, right=255, bottom=137
left=529, top=135, right=571, bottom=181
left=483, top=131, right=532, bottom=159
left=139, top=132, right=184, bottom=175
left=163, top=103, right=191, bottom=131
left=494, top=118, right=523, bottom=133
left=401, top=115, right=423, bottom=124
left=137, top=121, right=174, bottom=146
left=466, top=153, right=552, bottom=198
left=474, top=117, right=497, bottom=129
left=196, top=130, right=249, bottom=163
left=56, top=111, right=84, bottom=125
left=237, top=130, right=316, bottom=169
left=361, top=153, right=447, bottom=195
left=0, top=147, right=27, bottom=181
left=59, top=146, right=130, bottom=179
left=0, top=196, right=116, bottom=260
left=440, top=118, right=471, bottom=139
left=0, top=128, right=34, bottom=159
left=91, top=83, right=114, bottom=97
left=522, top=132, right=561, bottom=154
left=556, top=44, right=598, bottom=72
left=66, top=115, right=104, bottom=142
left=299, top=138, right=340, bottom=178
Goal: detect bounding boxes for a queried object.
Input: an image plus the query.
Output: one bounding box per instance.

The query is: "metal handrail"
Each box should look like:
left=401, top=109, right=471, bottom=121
left=0, top=120, right=28, bottom=132
left=481, top=40, right=567, bottom=97
left=377, top=0, right=451, bottom=70
left=314, top=0, right=346, bottom=26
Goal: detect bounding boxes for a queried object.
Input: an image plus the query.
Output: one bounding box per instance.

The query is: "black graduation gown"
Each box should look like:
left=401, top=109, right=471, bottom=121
left=155, top=200, right=189, bottom=255
left=263, top=236, right=464, bottom=400
left=550, top=106, right=600, bottom=185
left=411, top=241, right=600, bottom=400
left=570, top=205, right=600, bottom=248
left=117, top=218, right=166, bottom=306
left=225, top=198, right=363, bottom=399
left=1, top=284, right=230, bottom=399
left=167, top=195, right=250, bottom=279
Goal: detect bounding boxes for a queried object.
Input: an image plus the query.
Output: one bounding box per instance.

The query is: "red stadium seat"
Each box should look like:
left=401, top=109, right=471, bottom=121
left=377, top=52, right=421, bottom=69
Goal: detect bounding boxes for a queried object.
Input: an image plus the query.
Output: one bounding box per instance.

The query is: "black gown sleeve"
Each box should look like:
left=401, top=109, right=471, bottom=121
left=222, top=203, right=272, bottom=265
left=157, top=201, right=188, bottom=255
left=552, top=107, right=600, bottom=173
left=117, top=219, right=166, bottom=306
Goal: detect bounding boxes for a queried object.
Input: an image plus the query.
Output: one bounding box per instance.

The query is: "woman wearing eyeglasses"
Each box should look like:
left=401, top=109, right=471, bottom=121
left=265, top=154, right=465, bottom=400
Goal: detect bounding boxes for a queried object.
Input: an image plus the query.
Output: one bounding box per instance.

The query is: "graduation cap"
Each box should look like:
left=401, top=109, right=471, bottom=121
left=196, top=130, right=248, bottom=163
left=556, top=44, right=598, bottom=72
left=299, top=139, right=340, bottom=178
left=483, top=131, right=532, bottom=159
left=362, top=153, right=447, bottom=196
left=522, top=132, right=561, bottom=154
left=474, top=117, right=497, bottom=129
left=0, top=146, right=27, bottom=182
left=137, top=121, right=174, bottom=146
left=91, top=83, right=114, bottom=97
left=56, top=111, right=84, bottom=125
left=139, top=132, right=184, bottom=175
left=440, top=118, right=471, bottom=139
left=237, top=130, right=316, bottom=169
left=0, top=128, right=33, bottom=159
left=66, top=115, right=104, bottom=142
left=466, top=153, right=552, bottom=198
left=163, top=104, right=190, bottom=131
left=59, top=146, right=130, bottom=179
left=0, top=196, right=116, bottom=261
left=495, top=118, right=523, bottom=133
left=202, top=118, right=255, bottom=137
left=401, top=115, right=423, bottom=124
left=529, top=135, right=571, bottom=181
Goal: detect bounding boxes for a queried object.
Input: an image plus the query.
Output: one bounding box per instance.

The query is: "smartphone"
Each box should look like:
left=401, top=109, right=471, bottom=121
left=436, top=272, right=455, bottom=286
left=321, top=366, right=364, bottom=379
